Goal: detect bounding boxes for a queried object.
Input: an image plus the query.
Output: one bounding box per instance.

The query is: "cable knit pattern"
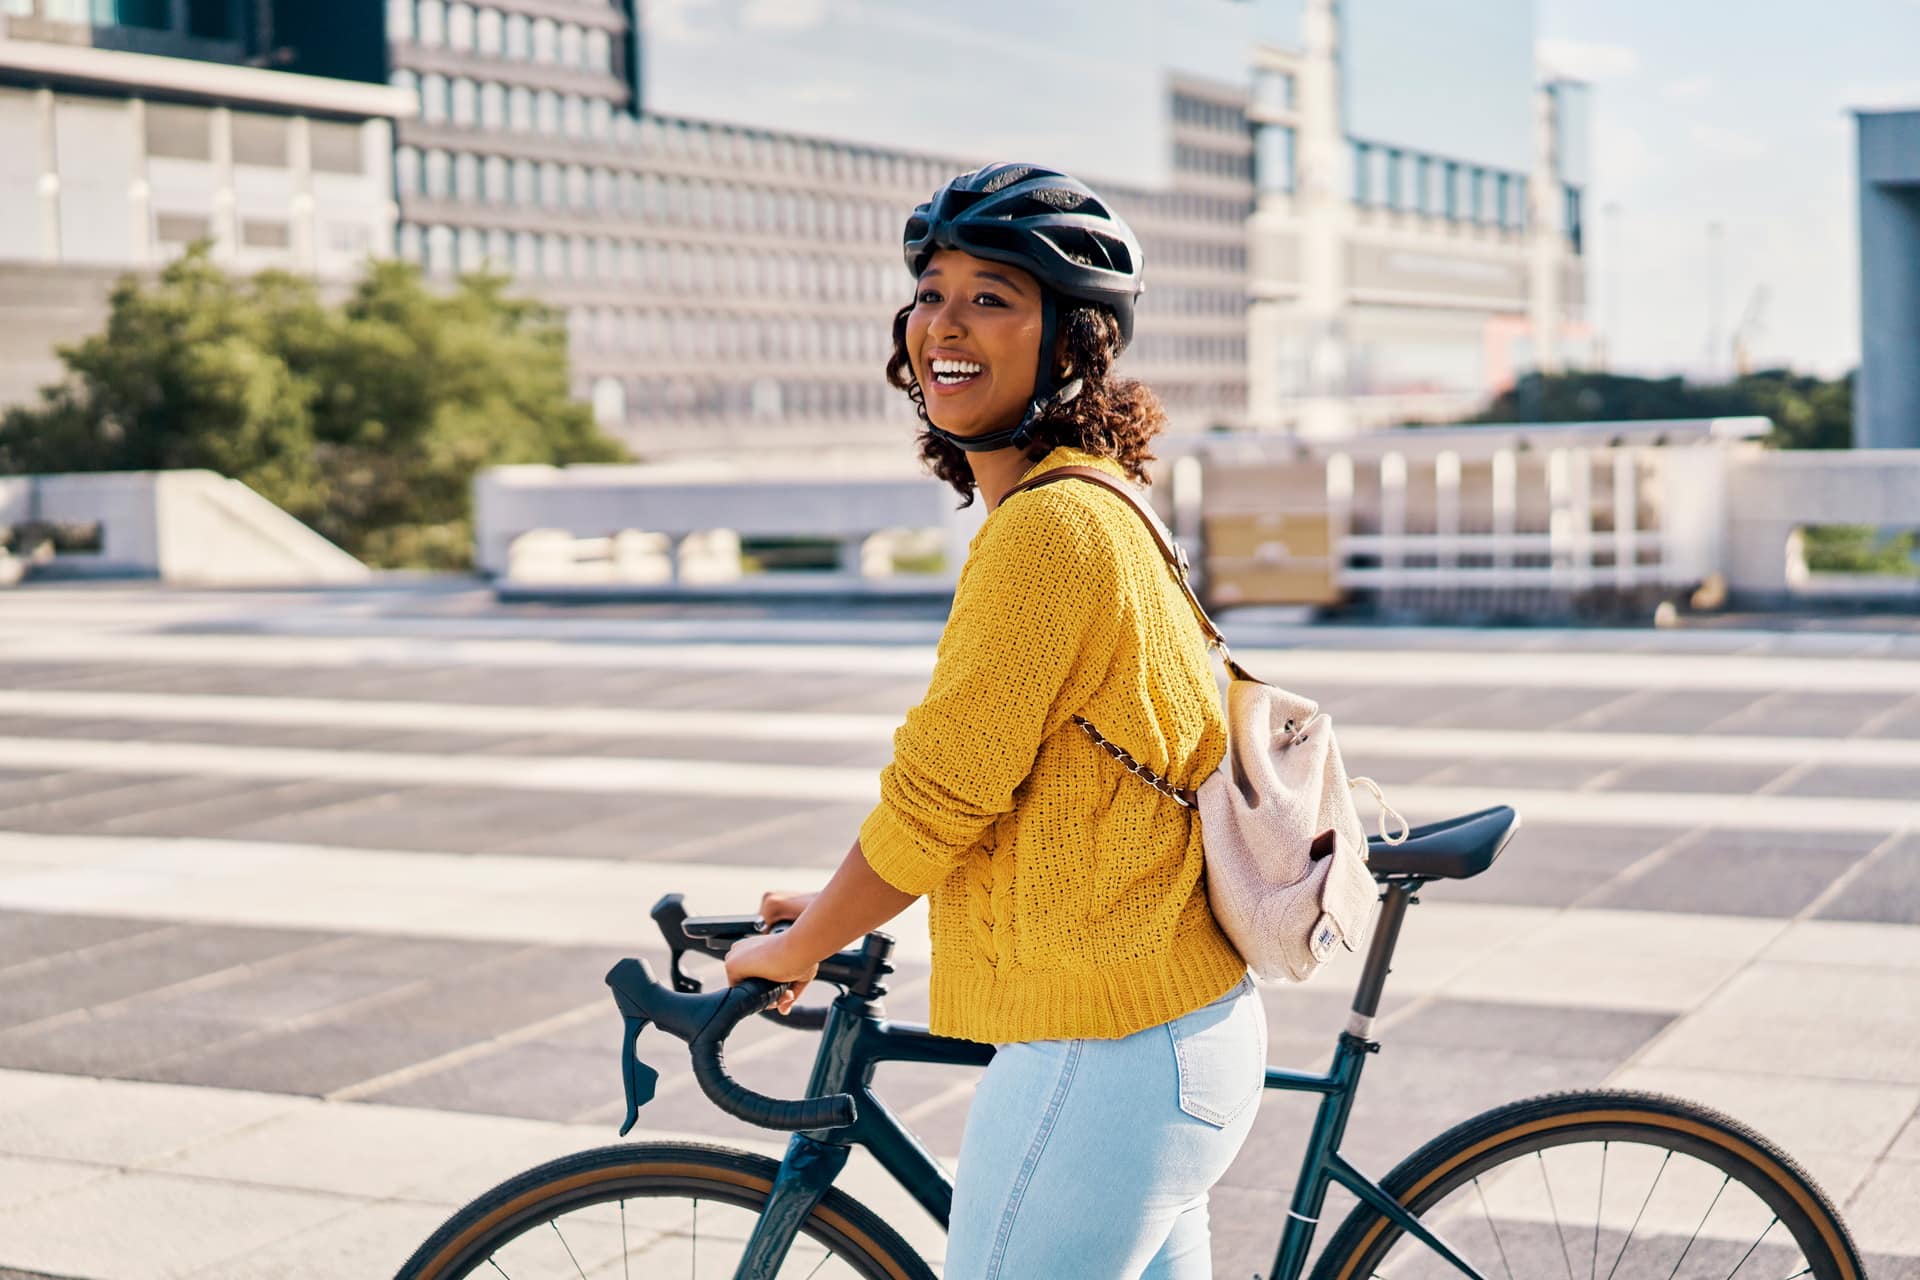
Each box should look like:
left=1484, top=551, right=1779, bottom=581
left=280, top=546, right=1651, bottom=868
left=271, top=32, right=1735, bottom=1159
left=859, top=446, right=1249, bottom=1043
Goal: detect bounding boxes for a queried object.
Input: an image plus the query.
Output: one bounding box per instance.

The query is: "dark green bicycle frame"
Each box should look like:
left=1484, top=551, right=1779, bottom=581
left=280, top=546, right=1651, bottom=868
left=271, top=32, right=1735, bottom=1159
left=726, top=881, right=1487, bottom=1280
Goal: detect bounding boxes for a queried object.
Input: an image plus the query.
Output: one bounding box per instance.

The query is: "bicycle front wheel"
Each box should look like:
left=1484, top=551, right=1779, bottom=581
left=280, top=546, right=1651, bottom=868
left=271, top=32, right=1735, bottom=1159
left=395, top=1141, right=935, bottom=1280
left=1312, top=1090, right=1863, bottom=1280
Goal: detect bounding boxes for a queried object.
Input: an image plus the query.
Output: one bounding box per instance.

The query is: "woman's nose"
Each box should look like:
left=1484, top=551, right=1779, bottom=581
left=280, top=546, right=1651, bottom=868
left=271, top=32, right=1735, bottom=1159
left=929, top=296, right=965, bottom=339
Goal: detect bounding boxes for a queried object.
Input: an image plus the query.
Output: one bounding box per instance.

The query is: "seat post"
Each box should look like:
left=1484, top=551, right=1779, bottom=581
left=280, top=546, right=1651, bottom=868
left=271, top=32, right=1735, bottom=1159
left=1347, top=881, right=1418, bottom=1038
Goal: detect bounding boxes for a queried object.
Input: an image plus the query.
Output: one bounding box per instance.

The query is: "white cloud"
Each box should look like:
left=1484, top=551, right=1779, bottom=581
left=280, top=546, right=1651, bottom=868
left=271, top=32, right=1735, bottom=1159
left=741, top=0, right=830, bottom=31
left=1662, top=75, right=1714, bottom=104
left=1688, top=122, right=1767, bottom=158
left=1594, top=119, right=1654, bottom=186
left=646, top=0, right=719, bottom=42
left=1537, top=37, right=1640, bottom=82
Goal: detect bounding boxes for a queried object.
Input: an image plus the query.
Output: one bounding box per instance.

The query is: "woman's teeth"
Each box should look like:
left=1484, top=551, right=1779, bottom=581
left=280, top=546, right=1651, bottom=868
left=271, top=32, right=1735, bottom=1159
left=931, top=358, right=983, bottom=386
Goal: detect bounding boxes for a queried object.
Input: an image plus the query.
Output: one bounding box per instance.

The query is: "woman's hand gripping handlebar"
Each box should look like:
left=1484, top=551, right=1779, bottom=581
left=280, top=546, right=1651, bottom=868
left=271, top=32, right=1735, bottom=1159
left=600, top=893, right=880, bottom=1136
left=604, top=956, right=857, bottom=1134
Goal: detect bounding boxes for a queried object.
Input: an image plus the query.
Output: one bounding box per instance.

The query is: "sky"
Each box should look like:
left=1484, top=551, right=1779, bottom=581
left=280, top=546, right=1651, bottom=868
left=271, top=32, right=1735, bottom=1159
left=641, top=0, right=1920, bottom=379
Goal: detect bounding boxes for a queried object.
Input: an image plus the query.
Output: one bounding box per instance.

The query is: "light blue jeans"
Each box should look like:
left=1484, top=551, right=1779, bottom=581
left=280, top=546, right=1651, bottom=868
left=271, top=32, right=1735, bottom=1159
left=944, top=973, right=1267, bottom=1279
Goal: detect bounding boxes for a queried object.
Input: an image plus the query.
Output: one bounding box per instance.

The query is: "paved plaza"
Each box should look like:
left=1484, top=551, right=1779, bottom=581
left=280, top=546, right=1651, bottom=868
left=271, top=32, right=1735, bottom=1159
left=0, top=583, right=1914, bottom=1278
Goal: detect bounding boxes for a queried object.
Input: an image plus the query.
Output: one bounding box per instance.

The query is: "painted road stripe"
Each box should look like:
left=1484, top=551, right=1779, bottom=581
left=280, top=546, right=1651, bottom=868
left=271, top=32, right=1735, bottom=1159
left=1, top=688, right=1918, bottom=770
left=5, top=630, right=1920, bottom=693
left=0, top=734, right=1913, bottom=833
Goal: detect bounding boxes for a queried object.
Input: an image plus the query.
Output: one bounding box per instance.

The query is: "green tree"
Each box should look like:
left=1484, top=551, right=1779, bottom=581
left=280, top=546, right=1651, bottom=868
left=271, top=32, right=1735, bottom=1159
left=0, top=244, right=625, bottom=568
left=1461, top=367, right=1853, bottom=450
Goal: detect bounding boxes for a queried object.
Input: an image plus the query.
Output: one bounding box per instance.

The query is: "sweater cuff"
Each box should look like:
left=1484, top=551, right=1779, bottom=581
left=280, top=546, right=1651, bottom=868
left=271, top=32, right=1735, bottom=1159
left=858, top=803, right=952, bottom=897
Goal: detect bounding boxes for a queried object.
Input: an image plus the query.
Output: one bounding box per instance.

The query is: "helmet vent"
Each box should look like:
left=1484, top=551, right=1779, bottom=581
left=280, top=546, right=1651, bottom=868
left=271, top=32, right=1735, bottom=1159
left=980, top=165, right=1037, bottom=193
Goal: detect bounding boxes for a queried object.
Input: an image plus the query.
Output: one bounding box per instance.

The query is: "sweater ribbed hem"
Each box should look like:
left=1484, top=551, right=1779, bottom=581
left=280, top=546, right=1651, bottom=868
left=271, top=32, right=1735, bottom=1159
left=926, top=914, right=1249, bottom=1043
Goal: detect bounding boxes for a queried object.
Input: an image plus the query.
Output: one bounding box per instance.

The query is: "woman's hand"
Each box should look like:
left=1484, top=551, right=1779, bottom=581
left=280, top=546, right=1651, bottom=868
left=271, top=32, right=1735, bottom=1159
left=724, top=929, right=819, bottom=1016
left=758, top=889, right=818, bottom=928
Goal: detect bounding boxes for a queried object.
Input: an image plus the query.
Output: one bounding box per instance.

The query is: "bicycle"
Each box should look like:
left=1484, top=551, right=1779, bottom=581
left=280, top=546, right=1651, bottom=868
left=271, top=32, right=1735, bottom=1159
left=395, top=804, right=1865, bottom=1279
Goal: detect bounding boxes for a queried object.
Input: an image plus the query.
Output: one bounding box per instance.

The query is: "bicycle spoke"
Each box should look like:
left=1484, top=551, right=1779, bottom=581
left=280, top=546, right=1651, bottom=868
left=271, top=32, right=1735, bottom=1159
left=621, top=1199, right=630, bottom=1280
left=1773, top=1269, right=1812, bottom=1280
left=1592, top=1141, right=1607, bottom=1280
left=1605, top=1149, right=1671, bottom=1280
left=548, top=1220, right=589, bottom=1280
left=803, top=1251, right=833, bottom=1280
left=1537, top=1150, right=1576, bottom=1280
left=486, top=1259, right=510, bottom=1279
left=1472, top=1176, right=1517, bottom=1280
left=690, top=1196, right=698, bottom=1279
left=1664, top=1173, right=1730, bottom=1279
left=1722, top=1214, right=1777, bottom=1280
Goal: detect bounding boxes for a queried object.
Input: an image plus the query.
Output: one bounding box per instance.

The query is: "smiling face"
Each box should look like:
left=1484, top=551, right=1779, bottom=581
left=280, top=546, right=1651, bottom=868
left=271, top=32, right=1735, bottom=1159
left=904, top=248, right=1047, bottom=440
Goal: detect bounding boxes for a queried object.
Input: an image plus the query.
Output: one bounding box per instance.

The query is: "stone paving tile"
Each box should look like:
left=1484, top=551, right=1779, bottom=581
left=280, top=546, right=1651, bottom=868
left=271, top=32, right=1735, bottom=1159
left=364, top=1039, right=624, bottom=1122
left=1642, top=961, right=1920, bottom=1087
left=187, top=1200, right=454, bottom=1280
left=0, top=769, right=168, bottom=814
left=1817, top=834, right=1920, bottom=925
left=1595, top=759, right=1793, bottom=794
left=0, top=924, right=337, bottom=1030
left=1847, top=1159, right=1920, bottom=1254
left=139, top=1016, right=486, bottom=1096
left=1858, top=693, right=1920, bottom=739
left=0, top=1168, right=355, bottom=1280
left=0, top=1152, right=115, bottom=1214
left=1709, top=690, right=1897, bottom=737
left=1417, top=755, right=1609, bottom=791
left=1574, top=688, right=1763, bottom=733
left=1414, top=685, right=1632, bottom=732
left=0, top=775, right=242, bottom=833
left=1384, top=997, right=1672, bottom=1062
left=0, top=908, right=172, bottom=971
left=0, top=1069, right=304, bottom=1166
left=1442, top=822, right=1679, bottom=909
left=1778, top=763, right=1920, bottom=799
left=1587, top=832, right=1877, bottom=917
left=88, top=779, right=394, bottom=840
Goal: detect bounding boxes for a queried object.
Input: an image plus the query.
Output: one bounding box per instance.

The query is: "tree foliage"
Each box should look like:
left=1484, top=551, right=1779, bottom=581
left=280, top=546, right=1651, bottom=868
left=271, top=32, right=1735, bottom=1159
left=1460, top=368, right=1854, bottom=451
left=0, top=246, right=625, bottom=568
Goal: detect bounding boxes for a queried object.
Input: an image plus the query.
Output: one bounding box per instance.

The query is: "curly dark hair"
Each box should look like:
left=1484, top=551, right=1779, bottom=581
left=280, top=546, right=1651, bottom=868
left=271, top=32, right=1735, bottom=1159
left=885, top=301, right=1167, bottom=506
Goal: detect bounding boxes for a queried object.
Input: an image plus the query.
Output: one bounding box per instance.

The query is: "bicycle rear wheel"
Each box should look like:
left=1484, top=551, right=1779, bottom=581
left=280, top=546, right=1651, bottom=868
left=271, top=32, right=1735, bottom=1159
left=1311, top=1090, right=1863, bottom=1280
left=395, top=1141, right=935, bottom=1280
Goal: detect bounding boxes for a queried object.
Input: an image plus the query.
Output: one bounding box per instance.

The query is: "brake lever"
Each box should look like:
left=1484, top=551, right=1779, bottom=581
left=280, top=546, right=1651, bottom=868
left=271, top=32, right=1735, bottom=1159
left=616, top=1015, right=660, bottom=1137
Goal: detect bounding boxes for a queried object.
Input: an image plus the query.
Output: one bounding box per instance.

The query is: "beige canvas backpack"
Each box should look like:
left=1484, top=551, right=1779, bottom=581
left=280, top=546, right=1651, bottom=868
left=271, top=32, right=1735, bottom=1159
left=1004, top=466, right=1409, bottom=982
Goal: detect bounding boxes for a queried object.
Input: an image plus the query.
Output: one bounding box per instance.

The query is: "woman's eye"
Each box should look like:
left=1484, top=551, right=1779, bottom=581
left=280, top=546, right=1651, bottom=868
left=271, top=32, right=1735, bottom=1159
left=916, top=289, right=941, bottom=305
left=973, top=293, right=1004, bottom=307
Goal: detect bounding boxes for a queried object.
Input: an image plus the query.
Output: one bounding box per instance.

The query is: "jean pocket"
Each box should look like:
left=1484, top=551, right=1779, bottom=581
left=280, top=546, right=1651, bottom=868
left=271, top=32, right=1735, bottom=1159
left=1165, top=977, right=1264, bottom=1129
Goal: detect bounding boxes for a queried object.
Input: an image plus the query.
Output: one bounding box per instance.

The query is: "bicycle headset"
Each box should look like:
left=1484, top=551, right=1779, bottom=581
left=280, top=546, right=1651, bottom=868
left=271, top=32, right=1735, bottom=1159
left=901, top=161, right=1146, bottom=453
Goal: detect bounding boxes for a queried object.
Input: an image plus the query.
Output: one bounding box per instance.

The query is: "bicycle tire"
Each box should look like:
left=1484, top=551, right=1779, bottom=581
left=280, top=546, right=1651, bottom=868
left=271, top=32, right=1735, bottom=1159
left=1310, top=1089, right=1864, bottom=1280
left=394, top=1140, right=936, bottom=1280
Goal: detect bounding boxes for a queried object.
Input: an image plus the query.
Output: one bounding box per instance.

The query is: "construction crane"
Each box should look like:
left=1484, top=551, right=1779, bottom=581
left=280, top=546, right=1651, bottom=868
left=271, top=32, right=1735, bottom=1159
left=1732, top=285, right=1770, bottom=376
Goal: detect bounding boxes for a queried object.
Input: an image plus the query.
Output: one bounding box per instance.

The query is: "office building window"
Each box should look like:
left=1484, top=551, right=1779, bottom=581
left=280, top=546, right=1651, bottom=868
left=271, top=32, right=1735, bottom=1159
left=592, top=166, right=614, bottom=210
left=231, top=113, right=289, bottom=167
left=1564, top=185, right=1583, bottom=252
left=416, top=0, right=444, bottom=46
left=427, top=224, right=454, bottom=274
left=395, top=145, right=421, bottom=194
left=420, top=73, right=447, bottom=123
left=587, top=97, right=611, bottom=139
left=563, top=94, right=584, bottom=137
left=145, top=102, right=213, bottom=161
left=541, top=232, right=564, bottom=278
left=453, top=151, right=477, bottom=199
left=504, top=10, right=528, bottom=58
left=478, top=80, right=503, bottom=129
left=566, top=164, right=587, bottom=209
left=386, top=0, right=413, bottom=40
left=538, top=161, right=560, bottom=208
left=311, top=120, right=364, bottom=174
left=450, top=77, right=476, bottom=126
left=447, top=2, right=473, bottom=50
left=481, top=154, right=506, bottom=202
left=514, top=230, right=537, bottom=276
left=531, top=16, right=556, bottom=61
left=1351, top=142, right=1371, bottom=205
left=559, top=22, right=582, bottom=65
left=398, top=222, right=423, bottom=263
left=475, top=6, right=499, bottom=53
left=424, top=149, right=449, bottom=198
left=512, top=157, right=535, bottom=204
left=508, top=84, right=531, bottom=132
left=586, top=27, right=610, bottom=71
left=536, top=89, right=558, bottom=134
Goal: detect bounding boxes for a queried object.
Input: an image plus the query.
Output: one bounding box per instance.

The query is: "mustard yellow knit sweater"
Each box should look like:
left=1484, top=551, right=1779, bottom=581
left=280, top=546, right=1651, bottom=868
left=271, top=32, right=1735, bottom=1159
left=859, top=446, right=1249, bottom=1044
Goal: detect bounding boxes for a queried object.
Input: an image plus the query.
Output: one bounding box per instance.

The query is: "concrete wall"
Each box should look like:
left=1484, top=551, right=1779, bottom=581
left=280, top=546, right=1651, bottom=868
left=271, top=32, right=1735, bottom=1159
left=0, top=471, right=368, bottom=586
left=1856, top=110, right=1920, bottom=450
left=1724, top=449, right=1920, bottom=598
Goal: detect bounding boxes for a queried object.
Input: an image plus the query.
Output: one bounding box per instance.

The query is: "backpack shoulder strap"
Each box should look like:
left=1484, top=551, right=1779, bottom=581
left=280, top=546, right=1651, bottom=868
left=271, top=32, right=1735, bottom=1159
left=1001, top=465, right=1255, bottom=681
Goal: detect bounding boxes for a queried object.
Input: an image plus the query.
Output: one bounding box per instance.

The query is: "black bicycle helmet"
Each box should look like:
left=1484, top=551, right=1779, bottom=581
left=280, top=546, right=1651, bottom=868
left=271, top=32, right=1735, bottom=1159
left=902, top=162, right=1146, bottom=452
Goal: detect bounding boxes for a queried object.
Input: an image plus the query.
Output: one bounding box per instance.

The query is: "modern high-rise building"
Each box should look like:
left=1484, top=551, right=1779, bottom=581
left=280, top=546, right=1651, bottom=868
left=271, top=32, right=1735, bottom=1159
left=380, top=0, right=1251, bottom=459
left=0, top=1, right=410, bottom=408
left=1245, top=0, right=1590, bottom=437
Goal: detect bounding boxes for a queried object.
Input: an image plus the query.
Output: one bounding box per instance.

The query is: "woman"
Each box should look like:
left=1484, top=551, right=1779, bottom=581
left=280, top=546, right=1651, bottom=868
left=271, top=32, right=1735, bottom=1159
left=724, top=162, right=1266, bottom=1279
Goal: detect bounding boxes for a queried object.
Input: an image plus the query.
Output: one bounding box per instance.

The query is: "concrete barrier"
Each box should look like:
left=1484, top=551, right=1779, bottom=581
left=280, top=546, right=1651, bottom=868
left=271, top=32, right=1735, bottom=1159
left=1723, top=449, right=1920, bottom=601
left=473, top=462, right=986, bottom=595
left=0, top=471, right=368, bottom=586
